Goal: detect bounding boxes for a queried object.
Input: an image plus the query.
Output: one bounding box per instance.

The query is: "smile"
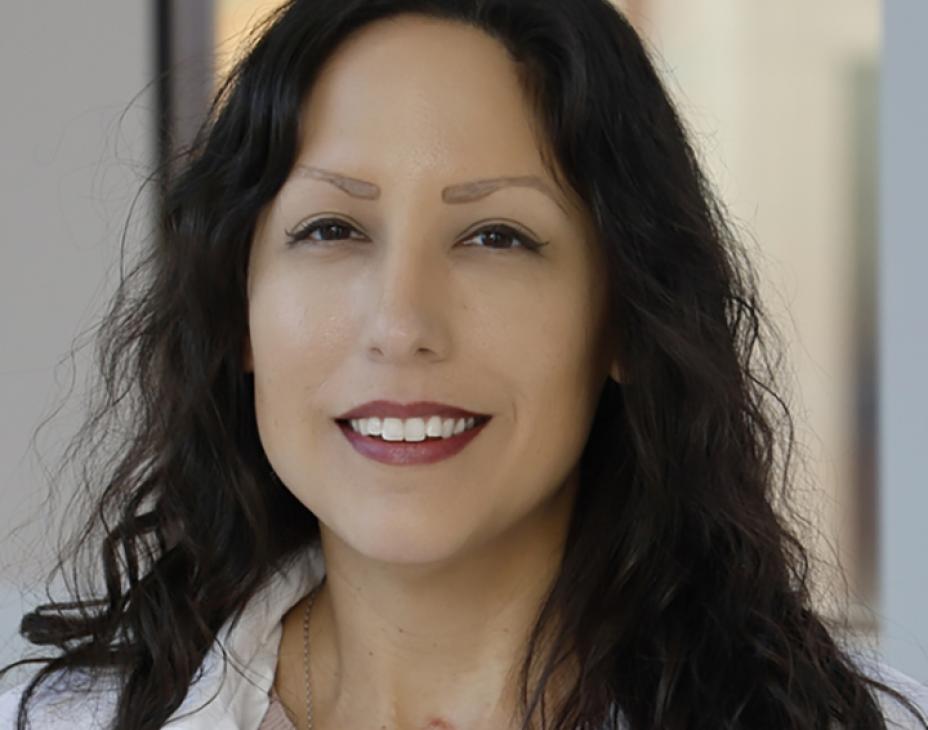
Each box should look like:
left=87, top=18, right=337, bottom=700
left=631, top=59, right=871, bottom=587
left=335, top=416, right=492, bottom=465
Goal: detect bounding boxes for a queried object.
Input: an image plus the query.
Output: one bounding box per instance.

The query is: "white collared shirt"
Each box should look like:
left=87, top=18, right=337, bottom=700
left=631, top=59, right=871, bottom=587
left=0, top=545, right=326, bottom=729
left=1, top=544, right=926, bottom=728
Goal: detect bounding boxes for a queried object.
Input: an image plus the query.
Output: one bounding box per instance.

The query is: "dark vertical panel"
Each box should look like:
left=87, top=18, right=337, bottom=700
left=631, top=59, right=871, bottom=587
left=155, top=0, right=173, bottom=200
left=848, top=58, right=879, bottom=624
left=154, top=0, right=215, bottom=184
left=169, top=0, right=215, bottom=157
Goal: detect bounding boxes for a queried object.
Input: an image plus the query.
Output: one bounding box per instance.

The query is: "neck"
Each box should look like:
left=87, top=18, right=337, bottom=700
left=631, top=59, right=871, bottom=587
left=303, top=473, right=580, bottom=730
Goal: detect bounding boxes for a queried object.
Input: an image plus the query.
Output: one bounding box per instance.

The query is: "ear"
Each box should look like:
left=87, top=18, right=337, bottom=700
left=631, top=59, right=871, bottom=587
left=609, top=360, right=622, bottom=384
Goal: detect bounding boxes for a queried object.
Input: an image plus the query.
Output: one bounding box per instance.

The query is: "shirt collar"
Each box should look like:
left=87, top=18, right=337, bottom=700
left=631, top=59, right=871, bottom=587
left=165, top=544, right=326, bottom=728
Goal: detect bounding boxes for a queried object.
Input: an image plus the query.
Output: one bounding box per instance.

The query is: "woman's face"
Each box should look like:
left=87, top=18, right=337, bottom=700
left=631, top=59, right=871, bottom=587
left=245, top=15, right=617, bottom=564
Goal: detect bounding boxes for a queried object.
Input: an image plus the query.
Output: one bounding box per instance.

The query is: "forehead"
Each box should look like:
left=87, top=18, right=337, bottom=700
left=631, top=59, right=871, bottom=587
left=295, top=14, right=551, bottom=186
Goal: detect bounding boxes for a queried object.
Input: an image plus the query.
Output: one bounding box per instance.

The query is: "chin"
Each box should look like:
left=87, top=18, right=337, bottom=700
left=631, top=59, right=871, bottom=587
left=322, top=510, right=479, bottom=567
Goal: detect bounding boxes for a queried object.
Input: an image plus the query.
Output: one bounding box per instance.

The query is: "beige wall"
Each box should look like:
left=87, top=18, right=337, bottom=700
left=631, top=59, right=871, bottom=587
left=635, top=0, right=880, bottom=631
left=215, top=0, right=289, bottom=86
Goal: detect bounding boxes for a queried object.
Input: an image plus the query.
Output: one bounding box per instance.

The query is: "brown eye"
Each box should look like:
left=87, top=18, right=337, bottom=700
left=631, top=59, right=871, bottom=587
left=285, top=217, right=366, bottom=246
left=285, top=218, right=547, bottom=253
left=462, top=225, right=545, bottom=253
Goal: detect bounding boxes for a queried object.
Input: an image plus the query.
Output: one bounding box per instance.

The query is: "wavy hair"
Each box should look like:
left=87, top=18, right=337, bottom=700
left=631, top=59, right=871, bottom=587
left=3, top=1, right=925, bottom=728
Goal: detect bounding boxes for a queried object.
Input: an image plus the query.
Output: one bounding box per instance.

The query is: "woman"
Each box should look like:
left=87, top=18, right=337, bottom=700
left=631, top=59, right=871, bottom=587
left=1, top=1, right=926, bottom=728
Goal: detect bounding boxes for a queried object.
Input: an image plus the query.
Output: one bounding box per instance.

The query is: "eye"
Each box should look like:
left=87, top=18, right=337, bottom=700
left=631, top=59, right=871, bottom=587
left=461, top=224, right=546, bottom=253
left=285, top=217, right=367, bottom=247
left=285, top=217, right=548, bottom=253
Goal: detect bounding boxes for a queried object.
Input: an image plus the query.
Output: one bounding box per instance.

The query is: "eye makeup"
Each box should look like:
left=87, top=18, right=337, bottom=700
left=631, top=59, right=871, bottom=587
left=285, top=216, right=550, bottom=253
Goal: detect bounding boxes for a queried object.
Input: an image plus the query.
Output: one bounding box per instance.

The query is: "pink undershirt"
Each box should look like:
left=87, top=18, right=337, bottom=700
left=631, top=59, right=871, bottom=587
left=257, top=686, right=298, bottom=730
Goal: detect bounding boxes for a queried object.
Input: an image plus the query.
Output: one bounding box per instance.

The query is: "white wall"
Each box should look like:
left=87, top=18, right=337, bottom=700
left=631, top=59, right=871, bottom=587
left=0, top=2, right=153, bottom=689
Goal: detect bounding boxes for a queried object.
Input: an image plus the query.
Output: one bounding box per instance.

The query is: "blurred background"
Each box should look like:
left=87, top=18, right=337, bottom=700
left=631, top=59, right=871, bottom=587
left=1, top=0, right=925, bottom=688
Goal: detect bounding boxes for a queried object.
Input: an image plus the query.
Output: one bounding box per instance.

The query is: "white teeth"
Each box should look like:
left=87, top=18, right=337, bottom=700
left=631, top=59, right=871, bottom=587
left=348, top=415, right=481, bottom=441
left=379, top=418, right=404, bottom=441
left=425, top=415, right=443, bottom=437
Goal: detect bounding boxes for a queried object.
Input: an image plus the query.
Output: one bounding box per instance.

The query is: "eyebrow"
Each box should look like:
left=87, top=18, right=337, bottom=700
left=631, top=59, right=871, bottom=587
left=292, top=164, right=569, bottom=215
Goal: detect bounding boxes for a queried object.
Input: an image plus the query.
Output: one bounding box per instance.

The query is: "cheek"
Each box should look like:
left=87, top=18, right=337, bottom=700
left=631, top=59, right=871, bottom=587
left=499, top=282, right=604, bottom=458
left=248, top=273, right=355, bottom=424
left=491, top=278, right=601, bottom=393
left=249, top=267, right=353, bottom=361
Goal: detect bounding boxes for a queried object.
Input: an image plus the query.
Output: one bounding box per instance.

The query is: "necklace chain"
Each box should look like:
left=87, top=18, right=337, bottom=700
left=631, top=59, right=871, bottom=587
left=302, top=579, right=323, bottom=730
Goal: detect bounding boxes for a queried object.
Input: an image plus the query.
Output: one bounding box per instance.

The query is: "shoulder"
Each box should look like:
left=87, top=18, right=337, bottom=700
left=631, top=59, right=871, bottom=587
left=848, top=648, right=928, bottom=729
left=0, top=669, right=118, bottom=729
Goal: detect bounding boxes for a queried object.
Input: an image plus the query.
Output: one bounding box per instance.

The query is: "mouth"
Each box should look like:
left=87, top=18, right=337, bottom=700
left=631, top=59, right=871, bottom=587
left=334, top=415, right=493, bottom=466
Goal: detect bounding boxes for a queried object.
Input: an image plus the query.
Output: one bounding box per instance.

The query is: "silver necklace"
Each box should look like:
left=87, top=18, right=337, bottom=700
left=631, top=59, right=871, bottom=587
left=302, top=579, right=324, bottom=730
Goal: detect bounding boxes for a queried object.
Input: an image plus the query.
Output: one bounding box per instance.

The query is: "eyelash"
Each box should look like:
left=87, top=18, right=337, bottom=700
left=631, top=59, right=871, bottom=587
left=284, top=217, right=547, bottom=253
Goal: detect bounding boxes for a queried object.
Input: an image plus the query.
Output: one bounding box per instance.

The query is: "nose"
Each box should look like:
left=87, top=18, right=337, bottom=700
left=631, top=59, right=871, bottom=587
left=361, top=236, right=451, bottom=366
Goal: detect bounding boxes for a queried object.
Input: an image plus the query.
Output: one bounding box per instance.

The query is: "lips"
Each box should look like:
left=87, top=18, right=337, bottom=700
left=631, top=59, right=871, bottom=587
left=335, top=399, right=489, bottom=421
